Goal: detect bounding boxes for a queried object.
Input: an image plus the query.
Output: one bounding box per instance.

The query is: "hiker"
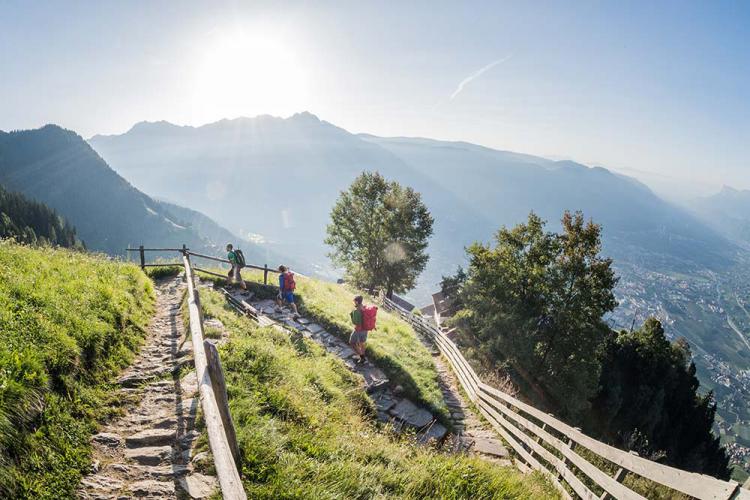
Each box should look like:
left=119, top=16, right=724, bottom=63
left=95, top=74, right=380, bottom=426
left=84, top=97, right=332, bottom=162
left=226, top=244, right=247, bottom=290
left=276, top=265, right=299, bottom=317
left=350, top=295, right=377, bottom=364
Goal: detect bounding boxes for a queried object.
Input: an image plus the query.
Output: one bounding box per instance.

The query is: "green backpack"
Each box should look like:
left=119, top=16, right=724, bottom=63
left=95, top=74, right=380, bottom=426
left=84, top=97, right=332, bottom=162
left=234, top=249, right=246, bottom=268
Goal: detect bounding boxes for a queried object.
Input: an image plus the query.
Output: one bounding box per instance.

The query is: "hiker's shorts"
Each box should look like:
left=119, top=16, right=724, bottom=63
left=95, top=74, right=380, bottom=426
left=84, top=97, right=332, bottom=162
left=350, top=330, right=368, bottom=344
left=281, top=291, right=294, bottom=303
left=228, top=266, right=242, bottom=282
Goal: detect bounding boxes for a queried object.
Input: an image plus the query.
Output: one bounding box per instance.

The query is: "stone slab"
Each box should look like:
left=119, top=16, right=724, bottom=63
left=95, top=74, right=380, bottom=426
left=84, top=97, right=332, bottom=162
left=471, top=438, right=509, bottom=458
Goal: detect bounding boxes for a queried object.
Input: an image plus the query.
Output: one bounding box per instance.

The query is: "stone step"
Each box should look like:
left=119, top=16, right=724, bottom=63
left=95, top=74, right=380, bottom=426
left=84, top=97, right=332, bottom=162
left=124, top=445, right=173, bottom=466
left=126, top=428, right=177, bottom=448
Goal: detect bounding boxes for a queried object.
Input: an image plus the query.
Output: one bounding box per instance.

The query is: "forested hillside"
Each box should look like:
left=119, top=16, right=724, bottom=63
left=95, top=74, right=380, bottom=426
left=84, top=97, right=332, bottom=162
left=0, top=125, right=260, bottom=258
left=0, top=184, right=83, bottom=248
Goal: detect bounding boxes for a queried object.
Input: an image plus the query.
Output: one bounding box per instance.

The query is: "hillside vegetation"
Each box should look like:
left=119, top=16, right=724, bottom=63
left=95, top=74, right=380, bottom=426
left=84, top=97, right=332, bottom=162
left=200, top=288, right=556, bottom=499
left=201, top=267, right=449, bottom=422
left=0, top=241, right=154, bottom=498
left=0, top=125, right=259, bottom=258
left=0, top=184, right=83, bottom=249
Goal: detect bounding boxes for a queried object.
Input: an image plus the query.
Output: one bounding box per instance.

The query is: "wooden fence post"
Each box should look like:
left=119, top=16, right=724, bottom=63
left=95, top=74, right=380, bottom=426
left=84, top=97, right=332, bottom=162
left=139, top=245, right=145, bottom=270
left=263, top=264, right=268, bottom=285
left=204, top=340, right=241, bottom=469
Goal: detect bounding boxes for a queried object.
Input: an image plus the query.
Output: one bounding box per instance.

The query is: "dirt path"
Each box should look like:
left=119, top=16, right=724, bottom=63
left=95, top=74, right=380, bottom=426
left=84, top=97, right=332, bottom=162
left=78, top=276, right=217, bottom=499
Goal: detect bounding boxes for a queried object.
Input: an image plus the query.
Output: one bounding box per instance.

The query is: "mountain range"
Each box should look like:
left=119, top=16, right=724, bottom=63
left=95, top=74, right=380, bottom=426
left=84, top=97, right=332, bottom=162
left=89, top=113, right=737, bottom=300
left=0, top=125, right=269, bottom=263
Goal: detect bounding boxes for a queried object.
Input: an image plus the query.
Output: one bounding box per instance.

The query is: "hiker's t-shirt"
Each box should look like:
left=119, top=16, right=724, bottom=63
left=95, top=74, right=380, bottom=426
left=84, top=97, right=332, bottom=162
left=279, top=273, right=285, bottom=290
left=351, top=308, right=363, bottom=331
left=227, top=251, right=238, bottom=266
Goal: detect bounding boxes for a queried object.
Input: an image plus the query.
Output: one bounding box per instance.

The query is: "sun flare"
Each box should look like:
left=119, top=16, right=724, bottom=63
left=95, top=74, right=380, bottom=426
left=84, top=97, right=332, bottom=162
left=191, top=30, right=308, bottom=122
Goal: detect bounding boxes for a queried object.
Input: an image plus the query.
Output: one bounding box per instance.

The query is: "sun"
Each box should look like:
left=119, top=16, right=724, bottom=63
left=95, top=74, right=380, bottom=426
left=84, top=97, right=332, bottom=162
left=191, top=31, right=309, bottom=122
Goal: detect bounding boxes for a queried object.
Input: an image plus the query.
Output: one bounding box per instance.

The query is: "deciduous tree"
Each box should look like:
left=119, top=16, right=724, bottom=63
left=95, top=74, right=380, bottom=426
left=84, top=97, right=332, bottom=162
left=325, top=171, right=433, bottom=298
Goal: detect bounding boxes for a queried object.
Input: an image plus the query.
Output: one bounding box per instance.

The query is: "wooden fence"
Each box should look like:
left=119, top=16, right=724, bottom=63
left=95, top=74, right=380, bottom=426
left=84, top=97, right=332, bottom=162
left=127, top=246, right=280, bottom=284
left=382, top=296, right=750, bottom=500
left=131, top=247, right=246, bottom=500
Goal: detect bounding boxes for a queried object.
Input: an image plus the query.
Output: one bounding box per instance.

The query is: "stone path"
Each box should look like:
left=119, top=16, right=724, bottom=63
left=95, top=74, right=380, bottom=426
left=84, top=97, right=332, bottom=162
left=79, top=277, right=218, bottom=499
left=224, top=289, right=511, bottom=463
left=432, top=355, right=511, bottom=464
left=227, top=292, right=451, bottom=443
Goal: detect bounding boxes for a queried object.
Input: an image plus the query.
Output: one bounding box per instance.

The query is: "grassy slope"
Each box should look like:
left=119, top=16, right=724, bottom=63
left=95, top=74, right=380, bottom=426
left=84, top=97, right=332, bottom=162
left=201, top=268, right=449, bottom=423
left=0, top=241, right=154, bottom=498
left=200, top=288, right=556, bottom=499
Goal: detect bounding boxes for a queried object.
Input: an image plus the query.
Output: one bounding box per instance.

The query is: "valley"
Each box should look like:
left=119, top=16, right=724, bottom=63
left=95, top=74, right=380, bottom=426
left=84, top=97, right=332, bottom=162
left=609, top=261, right=750, bottom=472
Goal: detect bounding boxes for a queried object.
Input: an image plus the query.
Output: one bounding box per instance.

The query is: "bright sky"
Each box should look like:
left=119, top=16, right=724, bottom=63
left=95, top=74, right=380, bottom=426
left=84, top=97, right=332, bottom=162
left=1, top=1, right=749, bottom=193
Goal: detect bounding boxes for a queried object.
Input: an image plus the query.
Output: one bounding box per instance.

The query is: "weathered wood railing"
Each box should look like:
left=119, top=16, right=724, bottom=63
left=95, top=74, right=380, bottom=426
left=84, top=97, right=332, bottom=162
left=382, top=296, right=750, bottom=500
left=127, top=245, right=281, bottom=284
left=129, top=247, right=246, bottom=499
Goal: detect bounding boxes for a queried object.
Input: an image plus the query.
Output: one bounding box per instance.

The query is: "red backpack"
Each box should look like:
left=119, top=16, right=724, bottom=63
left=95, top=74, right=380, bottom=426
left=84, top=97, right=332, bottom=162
left=362, top=305, right=378, bottom=331
left=284, top=272, right=296, bottom=291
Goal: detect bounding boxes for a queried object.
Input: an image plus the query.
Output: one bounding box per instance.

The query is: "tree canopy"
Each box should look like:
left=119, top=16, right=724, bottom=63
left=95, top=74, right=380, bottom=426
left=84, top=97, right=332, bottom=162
left=325, top=171, right=433, bottom=298
left=590, top=318, right=729, bottom=478
left=448, top=211, right=729, bottom=476
left=0, top=184, right=83, bottom=249
left=454, top=211, right=617, bottom=418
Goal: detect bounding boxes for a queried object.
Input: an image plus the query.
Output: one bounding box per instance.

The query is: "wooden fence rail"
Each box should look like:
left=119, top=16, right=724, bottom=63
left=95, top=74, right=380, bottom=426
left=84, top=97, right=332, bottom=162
left=183, top=253, right=246, bottom=500
left=127, top=247, right=280, bottom=284
left=382, top=296, right=750, bottom=500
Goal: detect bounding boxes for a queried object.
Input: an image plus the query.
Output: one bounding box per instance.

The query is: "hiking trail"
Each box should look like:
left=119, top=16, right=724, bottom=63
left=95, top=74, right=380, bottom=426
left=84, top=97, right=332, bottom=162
left=78, top=276, right=218, bottom=499
left=225, top=288, right=510, bottom=463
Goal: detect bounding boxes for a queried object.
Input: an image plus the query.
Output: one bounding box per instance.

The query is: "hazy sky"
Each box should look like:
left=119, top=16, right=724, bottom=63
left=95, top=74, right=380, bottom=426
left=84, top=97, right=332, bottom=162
left=1, top=1, right=749, bottom=193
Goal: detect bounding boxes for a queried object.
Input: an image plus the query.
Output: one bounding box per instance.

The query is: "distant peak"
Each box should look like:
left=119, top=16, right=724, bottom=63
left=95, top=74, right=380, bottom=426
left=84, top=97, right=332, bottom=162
left=289, top=111, right=321, bottom=123
left=127, top=120, right=180, bottom=134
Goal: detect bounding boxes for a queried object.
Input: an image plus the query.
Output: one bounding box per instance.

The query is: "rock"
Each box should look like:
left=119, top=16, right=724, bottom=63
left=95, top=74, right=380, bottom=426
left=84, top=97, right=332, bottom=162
left=177, top=341, right=193, bottom=357
left=152, top=417, right=178, bottom=429
left=178, top=473, right=219, bottom=499
left=191, top=451, right=211, bottom=467
left=306, top=323, right=325, bottom=334
left=124, top=445, right=173, bottom=465
left=129, top=479, right=175, bottom=497
left=91, top=459, right=100, bottom=473
left=390, top=399, right=434, bottom=428
left=337, top=346, right=357, bottom=359
left=92, top=432, right=122, bottom=447
left=80, top=475, right=123, bottom=492
left=118, top=373, right=149, bottom=387
left=471, top=437, right=509, bottom=458
left=418, top=423, right=448, bottom=443
left=178, top=430, right=201, bottom=447
left=125, top=428, right=176, bottom=448
left=373, top=392, right=397, bottom=412
left=393, top=385, right=405, bottom=396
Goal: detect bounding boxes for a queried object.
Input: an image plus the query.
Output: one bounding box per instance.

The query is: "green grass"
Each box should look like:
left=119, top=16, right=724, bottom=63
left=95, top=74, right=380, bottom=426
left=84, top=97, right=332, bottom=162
left=199, top=268, right=449, bottom=423
left=144, top=264, right=183, bottom=280
left=0, top=240, right=155, bottom=498
left=200, top=288, right=557, bottom=499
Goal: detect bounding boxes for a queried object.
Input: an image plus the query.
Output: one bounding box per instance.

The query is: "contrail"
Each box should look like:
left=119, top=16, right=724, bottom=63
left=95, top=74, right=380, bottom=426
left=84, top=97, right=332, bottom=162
left=449, top=56, right=512, bottom=100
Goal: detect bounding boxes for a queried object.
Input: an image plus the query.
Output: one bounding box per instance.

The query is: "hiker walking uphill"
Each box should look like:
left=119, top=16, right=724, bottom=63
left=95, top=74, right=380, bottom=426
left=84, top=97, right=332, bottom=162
left=276, top=265, right=300, bottom=318
left=350, top=295, right=377, bottom=364
left=226, top=244, right=247, bottom=291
